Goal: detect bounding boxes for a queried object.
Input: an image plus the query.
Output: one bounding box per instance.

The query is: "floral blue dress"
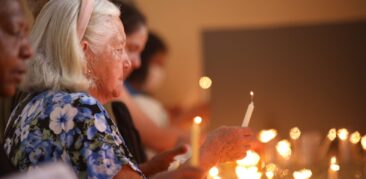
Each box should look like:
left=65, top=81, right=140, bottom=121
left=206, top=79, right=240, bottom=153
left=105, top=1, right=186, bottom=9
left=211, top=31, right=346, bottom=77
left=3, top=91, right=145, bottom=179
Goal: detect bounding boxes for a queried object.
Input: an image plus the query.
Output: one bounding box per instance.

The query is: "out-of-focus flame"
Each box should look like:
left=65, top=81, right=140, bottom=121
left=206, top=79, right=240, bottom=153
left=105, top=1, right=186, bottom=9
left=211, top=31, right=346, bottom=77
left=259, top=129, right=278, bottom=143
left=276, top=140, right=292, bottom=160
left=193, top=116, right=202, bottom=124
left=290, top=127, right=301, bottom=140
left=199, top=76, right=212, bottom=89
left=329, top=156, right=340, bottom=171
left=337, top=128, right=349, bottom=141
left=361, top=135, right=366, bottom=150
left=236, top=150, right=260, bottom=166
left=208, top=166, right=219, bottom=177
left=265, top=163, right=277, bottom=179
left=293, top=169, right=312, bottom=179
left=327, top=128, right=337, bottom=141
left=350, top=131, right=361, bottom=144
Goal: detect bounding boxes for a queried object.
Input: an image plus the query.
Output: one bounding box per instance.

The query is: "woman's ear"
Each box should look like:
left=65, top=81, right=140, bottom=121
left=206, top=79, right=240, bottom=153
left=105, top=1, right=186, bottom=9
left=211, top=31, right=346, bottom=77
left=81, top=40, right=89, bottom=53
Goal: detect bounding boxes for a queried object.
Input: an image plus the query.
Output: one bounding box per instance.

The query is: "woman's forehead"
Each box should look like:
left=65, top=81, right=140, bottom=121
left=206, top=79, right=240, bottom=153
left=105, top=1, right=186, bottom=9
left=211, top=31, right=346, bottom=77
left=0, top=0, right=24, bottom=26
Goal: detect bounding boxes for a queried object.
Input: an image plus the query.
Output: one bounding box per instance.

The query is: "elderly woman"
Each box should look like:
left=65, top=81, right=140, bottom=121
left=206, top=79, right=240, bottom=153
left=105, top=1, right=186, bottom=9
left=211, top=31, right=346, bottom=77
left=0, top=0, right=33, bottom=176
left=4, top=0, right=254, bottom=178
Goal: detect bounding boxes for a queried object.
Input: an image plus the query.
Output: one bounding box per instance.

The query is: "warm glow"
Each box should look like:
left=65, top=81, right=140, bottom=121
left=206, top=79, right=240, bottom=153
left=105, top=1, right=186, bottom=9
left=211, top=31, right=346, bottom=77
left=330, top=157, right=340, bottom=171
left=327, top=128, right=337, bottom=141
left=236, top=150, right=261, bottom=166
left=259, top=129, right=278, bottom=143
left=265, top=171, right=274, bottom=179
left=199, top=76, right=212, bottom=89
left=193, top=116, right=202, bottom=124
left=293, top=169, right=312, bottom=179
left=265, top=163, right=277, bottom=179
left=337, top=128, right=349, bottom=141
left=361, top=135, right=366, bottom=150
left=276, top=140, right=292, bottom=160
left=350, top=131, right=361, bottom=144
left=266, top=163, right=277, bottom=172
left=290, top=127, right=301, bottom=140
left=236, top=166, right=262, bottom=179
left=208, top=167, right=219, bottom=177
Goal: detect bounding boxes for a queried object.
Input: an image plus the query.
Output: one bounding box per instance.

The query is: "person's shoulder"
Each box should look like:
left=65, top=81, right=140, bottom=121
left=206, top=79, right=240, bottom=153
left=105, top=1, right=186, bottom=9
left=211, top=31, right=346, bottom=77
left=37, top=90, right=106, bottom=116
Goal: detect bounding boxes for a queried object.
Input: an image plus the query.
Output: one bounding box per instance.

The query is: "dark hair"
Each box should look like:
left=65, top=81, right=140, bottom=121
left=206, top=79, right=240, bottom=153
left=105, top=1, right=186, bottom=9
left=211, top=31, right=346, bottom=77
left=111, top=0, right=147, bottom=35
left=127, top=32, right=167, bottom=85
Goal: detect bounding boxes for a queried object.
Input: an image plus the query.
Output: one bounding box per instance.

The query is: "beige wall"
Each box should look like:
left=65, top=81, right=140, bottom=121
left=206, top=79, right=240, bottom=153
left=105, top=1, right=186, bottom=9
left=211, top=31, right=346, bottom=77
left=135, top=0, right=366, bottom=108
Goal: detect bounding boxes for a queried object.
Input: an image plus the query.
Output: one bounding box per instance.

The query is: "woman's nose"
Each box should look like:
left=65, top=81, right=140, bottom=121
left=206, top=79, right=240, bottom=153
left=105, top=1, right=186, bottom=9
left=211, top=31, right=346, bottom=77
left=123, top=57, right=132, bottom=70
left=19, top=38, right=33, bottom=60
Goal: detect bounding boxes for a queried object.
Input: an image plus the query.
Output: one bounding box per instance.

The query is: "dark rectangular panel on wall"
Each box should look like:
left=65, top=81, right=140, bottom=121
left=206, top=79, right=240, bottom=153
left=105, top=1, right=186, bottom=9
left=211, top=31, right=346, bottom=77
left=203, top=21, right=366, bottom=135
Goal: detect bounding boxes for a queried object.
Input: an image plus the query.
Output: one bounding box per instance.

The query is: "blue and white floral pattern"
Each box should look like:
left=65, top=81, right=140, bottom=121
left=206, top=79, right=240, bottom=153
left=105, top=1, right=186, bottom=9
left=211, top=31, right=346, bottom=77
left=4, top=91, right=145, bottom=179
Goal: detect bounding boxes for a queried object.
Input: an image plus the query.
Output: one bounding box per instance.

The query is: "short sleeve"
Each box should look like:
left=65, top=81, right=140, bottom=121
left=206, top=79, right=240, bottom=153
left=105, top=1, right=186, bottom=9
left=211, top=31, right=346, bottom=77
left=4, top=91, right=145, bottom=179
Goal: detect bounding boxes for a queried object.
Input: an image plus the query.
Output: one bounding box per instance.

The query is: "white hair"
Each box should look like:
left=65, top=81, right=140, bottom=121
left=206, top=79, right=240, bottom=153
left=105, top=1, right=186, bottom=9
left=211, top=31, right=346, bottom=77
left=20, top=0, right=120, bottom=92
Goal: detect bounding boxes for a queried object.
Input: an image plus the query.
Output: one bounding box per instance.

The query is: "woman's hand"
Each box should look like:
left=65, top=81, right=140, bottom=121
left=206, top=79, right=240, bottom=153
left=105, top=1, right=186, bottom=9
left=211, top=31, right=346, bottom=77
left=140, top=145, right=188, bottom=177
left=151, top=166, right=204, bottom=179
left=199, top=126, right=255, bottom=171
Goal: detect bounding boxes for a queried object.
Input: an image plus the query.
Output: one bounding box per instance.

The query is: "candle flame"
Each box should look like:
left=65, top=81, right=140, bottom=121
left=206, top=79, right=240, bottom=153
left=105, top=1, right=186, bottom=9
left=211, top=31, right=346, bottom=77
left=361, top=135, right=366, bottom=150
left=350, top=131, right=361, bottom=144
left=236, top=150, right=260, bottom=166
left=276, top=140, right=292, bottom=160
left=290, top=127, right=301, bottom=140
left=265, top=171, right=274, bottom=179
left=250, top=91, right=254, bottom=96
left=330, top=156, right=340, bottom=171
left=208, top=166, right=219, bottom=177
left=199, top=76, right=212, bottom=90
left=193, top=116, right=202, bottom=124
left=266, top=163, right=277, bottom=172
left=337, top=128, right=349, bottom=141
left=259, top=129, right=278, bottom=143
left=293, top=169, right=312, bottom=179
left=327, top=128, right=337, bottom=141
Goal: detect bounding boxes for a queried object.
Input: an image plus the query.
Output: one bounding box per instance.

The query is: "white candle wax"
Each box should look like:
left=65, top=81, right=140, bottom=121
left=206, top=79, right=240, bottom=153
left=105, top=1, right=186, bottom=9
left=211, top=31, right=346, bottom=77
left=242, top=91, right=254, bottom=127
left=242, top=102, right=254, bottom=127
left=191, top=116, right=202, bottom=166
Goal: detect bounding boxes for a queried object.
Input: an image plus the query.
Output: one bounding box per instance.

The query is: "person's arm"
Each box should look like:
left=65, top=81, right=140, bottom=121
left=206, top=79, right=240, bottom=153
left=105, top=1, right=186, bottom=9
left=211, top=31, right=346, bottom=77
left=116, top=87, right=187, bottom=152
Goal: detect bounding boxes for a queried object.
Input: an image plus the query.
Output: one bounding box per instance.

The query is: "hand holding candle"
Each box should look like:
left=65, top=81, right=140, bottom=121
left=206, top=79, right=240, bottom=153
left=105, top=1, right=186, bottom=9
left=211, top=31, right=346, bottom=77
left=242, top=91, right=254, bottom=127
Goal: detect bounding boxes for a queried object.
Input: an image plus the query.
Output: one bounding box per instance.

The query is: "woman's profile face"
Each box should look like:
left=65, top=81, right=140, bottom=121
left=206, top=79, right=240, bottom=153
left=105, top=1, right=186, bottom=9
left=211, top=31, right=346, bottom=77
left=0, top=0, right=32, bottom=96
left=124, top=24, right=148, bottom=78
left=89, top=17, right=130, bottom=101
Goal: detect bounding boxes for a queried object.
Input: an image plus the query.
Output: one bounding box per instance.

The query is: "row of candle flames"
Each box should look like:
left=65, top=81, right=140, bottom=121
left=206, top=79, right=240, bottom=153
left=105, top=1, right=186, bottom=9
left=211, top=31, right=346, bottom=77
left=207, top=128, right=366, bottom=179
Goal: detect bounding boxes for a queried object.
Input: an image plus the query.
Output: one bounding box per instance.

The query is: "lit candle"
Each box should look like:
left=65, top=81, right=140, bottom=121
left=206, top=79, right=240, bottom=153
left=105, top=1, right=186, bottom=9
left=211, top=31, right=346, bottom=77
left=319, top=128, right=337, bottom=159
left=199, top=76, right=212, bottom=102
left=276, top=140, right=292, bottom=167
left=259, top=129, right=278, bottom=163
left=191, top=116, right=202, bottom=166
left=328, top=156, right=339, bottom=179
left=350, top=131, right=361, bottom=160
left=290, top=127, right=301, bottom=163
left=337, top=128, right=350, bottom=162
left=242, top=91, right=254, bottom=127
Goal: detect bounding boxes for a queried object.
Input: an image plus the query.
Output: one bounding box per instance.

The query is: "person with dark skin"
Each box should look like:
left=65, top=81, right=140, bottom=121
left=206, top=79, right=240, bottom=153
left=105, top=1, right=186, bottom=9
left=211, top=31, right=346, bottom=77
left=0, top=0, right=33, bottom=176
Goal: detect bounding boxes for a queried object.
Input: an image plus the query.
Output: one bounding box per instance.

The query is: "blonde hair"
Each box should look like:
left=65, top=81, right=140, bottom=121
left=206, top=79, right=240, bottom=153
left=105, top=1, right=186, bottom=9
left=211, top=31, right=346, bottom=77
left=20, top=0, right=120, bottom=92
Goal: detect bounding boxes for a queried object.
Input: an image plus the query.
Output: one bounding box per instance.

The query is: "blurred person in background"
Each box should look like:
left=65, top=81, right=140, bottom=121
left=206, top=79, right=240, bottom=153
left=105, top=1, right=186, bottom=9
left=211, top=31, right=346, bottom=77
left=0, top=0, right=33, bottom=176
